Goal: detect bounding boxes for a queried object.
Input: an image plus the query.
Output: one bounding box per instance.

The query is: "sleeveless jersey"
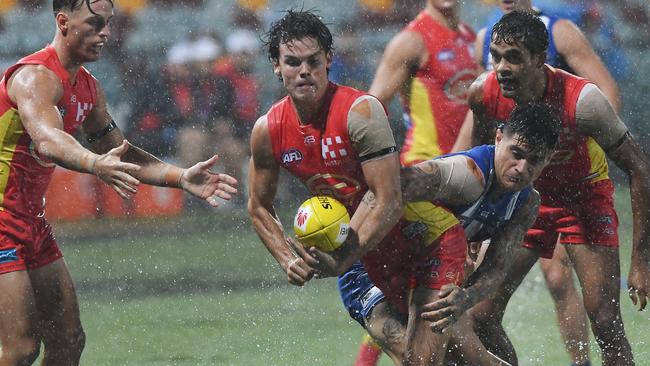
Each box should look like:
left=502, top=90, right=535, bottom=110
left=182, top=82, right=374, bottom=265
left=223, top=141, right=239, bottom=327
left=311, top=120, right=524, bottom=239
left=0, top=45, right=97, bottom=218
left=481, top=66, right=608, bottom=196
left=267, top=83, right=370, bottom=210
left=482, top=11, right=575, bottom=73
left=400, top=11, right=479, bottom=166
left=267, top=83, right=458, bottom=252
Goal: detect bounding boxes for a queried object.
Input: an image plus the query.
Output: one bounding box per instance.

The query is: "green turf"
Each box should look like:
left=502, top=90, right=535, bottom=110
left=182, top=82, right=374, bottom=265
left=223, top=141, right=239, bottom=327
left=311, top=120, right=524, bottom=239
left=48, top=190, right=649, bottom=365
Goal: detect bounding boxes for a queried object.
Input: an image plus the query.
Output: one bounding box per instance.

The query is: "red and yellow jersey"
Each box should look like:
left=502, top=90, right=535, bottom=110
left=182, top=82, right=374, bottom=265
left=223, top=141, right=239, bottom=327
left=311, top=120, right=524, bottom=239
left=0, top=45, right=97, bottom=218
left=482, top=65, right=609, bottom=195
left=267, top=83, right=369, bottom=211
left=400, top=11, right=479, bottom=166
left=267, top=82, right=459, bottom=248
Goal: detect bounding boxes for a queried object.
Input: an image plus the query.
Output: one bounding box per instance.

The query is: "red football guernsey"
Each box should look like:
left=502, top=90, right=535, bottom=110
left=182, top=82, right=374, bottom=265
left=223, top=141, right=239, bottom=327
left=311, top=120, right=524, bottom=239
left=0, top=45, right=97, bottom=218
left=267, top=83, right=370, bottom=211
left=482, top=65, right=609, bottom=195
left=400, top=11, right=479, bottom=165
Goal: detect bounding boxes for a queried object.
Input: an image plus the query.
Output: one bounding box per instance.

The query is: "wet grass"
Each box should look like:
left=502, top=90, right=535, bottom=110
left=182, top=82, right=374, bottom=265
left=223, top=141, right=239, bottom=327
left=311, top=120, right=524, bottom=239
left=52, top=191, right=649, bottom=365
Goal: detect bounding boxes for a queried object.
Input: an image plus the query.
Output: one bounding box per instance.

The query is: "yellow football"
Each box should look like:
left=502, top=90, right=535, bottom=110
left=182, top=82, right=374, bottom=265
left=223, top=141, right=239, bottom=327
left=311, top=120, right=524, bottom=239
left=293, top=196, right=351, bottom=252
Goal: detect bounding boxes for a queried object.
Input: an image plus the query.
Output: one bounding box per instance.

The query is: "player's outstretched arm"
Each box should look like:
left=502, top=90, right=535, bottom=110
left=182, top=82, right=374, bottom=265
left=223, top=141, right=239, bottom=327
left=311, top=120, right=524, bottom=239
left=368, top=30, right=424, bottom=104
left=553, top=19, right=622, bottom=113
left=9, top=65, right=142, bottom=199
left=576, top=86, right=650, bottom=310
left=247, top=116, right=314, bottom=286
left=420, top=191, right=540, bottom=331
left=84, top=83, right=237, bottom=205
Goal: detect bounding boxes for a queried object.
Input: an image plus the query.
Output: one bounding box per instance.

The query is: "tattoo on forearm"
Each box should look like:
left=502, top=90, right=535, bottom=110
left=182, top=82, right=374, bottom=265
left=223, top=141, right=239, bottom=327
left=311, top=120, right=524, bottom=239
left=362, top=191, right=377, bottom=208
left=401, top=162, right=441, bottom=201
left=382, top=317, right=406, bottom=346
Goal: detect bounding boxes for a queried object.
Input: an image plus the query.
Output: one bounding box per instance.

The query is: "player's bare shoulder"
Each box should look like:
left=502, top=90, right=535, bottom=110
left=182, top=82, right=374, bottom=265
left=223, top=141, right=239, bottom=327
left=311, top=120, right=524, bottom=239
left=7, top=64, right=63, bottom=105
left=387, top=29, right=427, bottom=68
left=467, top=71, right=489, bottom=107
left=250, top=114, right=275, bottom=163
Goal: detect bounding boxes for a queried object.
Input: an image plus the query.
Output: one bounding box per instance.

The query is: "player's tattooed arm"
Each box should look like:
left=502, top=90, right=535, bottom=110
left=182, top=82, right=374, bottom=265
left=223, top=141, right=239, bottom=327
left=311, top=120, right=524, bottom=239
left=421, top=191, right=540, bottom=331
left=401, top=155, right=485, bottom=205
left=577, top=86, right=650, bottom=310
left=400, top=160, right=443, bottom=202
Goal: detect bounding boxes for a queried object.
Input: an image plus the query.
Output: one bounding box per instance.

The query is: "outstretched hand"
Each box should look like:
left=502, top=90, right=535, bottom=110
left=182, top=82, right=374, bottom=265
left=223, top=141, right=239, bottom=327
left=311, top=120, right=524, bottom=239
left=628, top=258, right=650, bottom=311
left=180, top=155, right=238, bottom=207
left=421, top=284, right=472, bottom=333
left=94, top=140, right=141, bottom=199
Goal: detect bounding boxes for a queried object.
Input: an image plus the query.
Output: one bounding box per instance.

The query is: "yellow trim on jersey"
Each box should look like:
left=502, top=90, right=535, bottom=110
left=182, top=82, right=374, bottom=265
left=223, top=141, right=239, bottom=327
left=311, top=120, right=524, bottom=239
left=586, top=137, right=609, bottom=183
left=0, top=109, right=25, bottom=209
left=403, top=201, right=460, bottom=246
left=403, top=78, right=441, bottom=165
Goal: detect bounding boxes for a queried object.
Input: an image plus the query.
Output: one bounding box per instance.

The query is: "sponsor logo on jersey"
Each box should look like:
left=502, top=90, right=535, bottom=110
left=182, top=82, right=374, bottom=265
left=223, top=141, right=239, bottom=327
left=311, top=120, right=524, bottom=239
left=597, top=216, right=613, bottom=225
left=322, top=136, right=348, bottom=162
left=75, top=102, right=94, bottom=123
left=437, top=49, right=455, bottom=62
left=0, top=249, right=18, bottom=264
left=281, top=148, right=303, bottom=165
left=443, top=69, right=479, bottom=104
left=304, top=135, right=316, bottom=145
left=402, top=221, right=428, bottom=240
left=305, top=173, right=361, bottom=205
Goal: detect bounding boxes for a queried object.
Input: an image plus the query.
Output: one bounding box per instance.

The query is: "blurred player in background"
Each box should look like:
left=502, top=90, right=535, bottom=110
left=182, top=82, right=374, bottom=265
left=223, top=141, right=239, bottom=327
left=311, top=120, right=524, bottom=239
left=361, top=1, right=479, bottom=362
left=466, top=11, right=650, bottom=366
left=370, top=0, right=479, bottom=167
left=456, top=2, right=623, bottom=364
left=248, top=10, right=506, bottom=365
left=0, top=1, right=237, bottom=364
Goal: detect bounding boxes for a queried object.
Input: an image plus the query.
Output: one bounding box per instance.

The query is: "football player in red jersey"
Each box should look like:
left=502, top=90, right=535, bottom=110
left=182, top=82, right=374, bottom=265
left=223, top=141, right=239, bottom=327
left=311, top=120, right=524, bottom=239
left=248, top=10, right=516, bottom=366
left=369, top=0, right=479, bottom=167
left=469, top=2, right=622, bottom=365
left=460, top=11, right=650, bottom=366
left=362, top=2, right=479, bottom=362
left=0, top=1, right=237, bottom=364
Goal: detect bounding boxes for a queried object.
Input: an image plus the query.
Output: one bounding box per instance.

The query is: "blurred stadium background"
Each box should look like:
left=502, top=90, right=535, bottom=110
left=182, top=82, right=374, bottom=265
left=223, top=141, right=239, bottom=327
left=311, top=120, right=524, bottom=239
left=1, top=0, right=649, bottom=364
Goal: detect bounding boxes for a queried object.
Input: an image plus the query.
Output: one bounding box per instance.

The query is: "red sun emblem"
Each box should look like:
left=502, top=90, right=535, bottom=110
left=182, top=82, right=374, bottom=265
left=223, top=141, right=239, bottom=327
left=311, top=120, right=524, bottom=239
left=296, top=210, right=309, bottom=227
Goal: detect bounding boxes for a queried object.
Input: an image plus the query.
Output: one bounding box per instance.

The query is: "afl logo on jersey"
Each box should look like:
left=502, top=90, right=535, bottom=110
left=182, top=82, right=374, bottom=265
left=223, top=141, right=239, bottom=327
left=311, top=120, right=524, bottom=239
left=57, top=106, right=66, bottom=117
left=281, top=148, right=303, bottom=166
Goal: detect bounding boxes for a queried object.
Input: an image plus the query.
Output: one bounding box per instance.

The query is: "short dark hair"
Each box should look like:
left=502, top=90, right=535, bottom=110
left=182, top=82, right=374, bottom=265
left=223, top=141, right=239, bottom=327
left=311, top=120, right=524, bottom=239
left=491, top=11, right=548, bottom=55
left=264, top=9, right=333, bottom=63
left=503, top=102, right=561, bottom=155
left=53, top=0, right=113, bottom=16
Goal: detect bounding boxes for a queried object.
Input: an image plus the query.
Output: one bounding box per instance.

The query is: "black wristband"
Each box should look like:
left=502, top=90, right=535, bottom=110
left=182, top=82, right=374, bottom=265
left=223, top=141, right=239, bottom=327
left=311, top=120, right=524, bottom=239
left=87, top=120, right=117, bottom=143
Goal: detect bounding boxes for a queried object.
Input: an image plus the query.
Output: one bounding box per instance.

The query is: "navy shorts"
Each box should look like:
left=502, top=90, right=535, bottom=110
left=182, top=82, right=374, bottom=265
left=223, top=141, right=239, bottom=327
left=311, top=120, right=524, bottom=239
left=338, top=261, right=386, bottom=327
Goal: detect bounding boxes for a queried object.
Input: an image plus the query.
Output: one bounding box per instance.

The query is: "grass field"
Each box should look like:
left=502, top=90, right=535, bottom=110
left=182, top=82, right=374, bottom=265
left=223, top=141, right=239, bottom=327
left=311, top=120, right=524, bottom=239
left=50, top=189, right=649, bottom=365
